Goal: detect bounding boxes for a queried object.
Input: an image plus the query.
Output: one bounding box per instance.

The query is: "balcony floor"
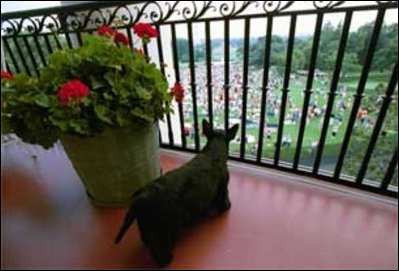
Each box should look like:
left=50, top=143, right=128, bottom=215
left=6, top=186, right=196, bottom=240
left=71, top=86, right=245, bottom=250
left=1, top=141, right=398, bottom=270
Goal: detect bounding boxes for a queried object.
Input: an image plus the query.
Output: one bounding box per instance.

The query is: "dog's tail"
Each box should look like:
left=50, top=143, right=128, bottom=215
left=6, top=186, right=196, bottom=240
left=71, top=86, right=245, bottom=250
left=115, top=187, right=146, bottom=244
left=115, top=204, right=136, bottom=244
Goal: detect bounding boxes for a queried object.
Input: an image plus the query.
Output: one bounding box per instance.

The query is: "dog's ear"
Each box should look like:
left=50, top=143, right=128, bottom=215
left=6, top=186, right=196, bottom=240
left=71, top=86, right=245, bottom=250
left=227, top=124, right=239, bottom=141
left=202, top=119, right=211, bottom=137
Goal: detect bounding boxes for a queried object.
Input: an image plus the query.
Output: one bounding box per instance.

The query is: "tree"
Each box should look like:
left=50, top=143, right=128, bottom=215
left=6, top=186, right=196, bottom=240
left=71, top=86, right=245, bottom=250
left=194, top=46, right=205, bottom=62
left=243, top=22, right=398, bottom=75
left=342, top=53, right=361, bottom=74
left=176, top=38, right=189, bottom=63
left=342, top=83, right=398, bottom=185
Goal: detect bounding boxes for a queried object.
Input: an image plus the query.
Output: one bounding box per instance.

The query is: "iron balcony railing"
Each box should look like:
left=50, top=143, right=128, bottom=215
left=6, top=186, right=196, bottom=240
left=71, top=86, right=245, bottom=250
left=1, top=1, right=398, bottom=198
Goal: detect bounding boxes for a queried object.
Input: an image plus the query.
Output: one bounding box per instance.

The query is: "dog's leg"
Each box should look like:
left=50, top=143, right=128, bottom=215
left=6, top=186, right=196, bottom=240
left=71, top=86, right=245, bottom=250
left=217, top=187, right=231, bottom=213
left=214, top=174, right=231, bottom=213
left=140, top=203, right=182, bottom=267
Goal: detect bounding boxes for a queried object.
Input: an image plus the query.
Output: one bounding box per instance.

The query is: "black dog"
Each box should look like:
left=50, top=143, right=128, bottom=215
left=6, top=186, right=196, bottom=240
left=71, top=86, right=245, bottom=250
left=115, top=119, right=239, bottom=267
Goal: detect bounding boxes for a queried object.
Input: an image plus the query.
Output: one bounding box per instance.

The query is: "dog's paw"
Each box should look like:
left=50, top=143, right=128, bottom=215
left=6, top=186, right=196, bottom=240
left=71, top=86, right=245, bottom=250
left=152, top=250, right=174, bottom=268
left=218, top=200, right=231, bottom=213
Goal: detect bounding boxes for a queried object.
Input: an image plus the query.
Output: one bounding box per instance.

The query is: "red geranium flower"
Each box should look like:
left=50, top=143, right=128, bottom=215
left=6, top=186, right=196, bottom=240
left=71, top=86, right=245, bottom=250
left=133, top=23, right=158, bottom=42
left=98, top=26, right=130, bottom=47
left=169, top=82, right=185, bottom=103
left=1, top=70, right=14, bottom=80
left=98, top=26, right=115, bottom=37
left=58, top=80, right=90, bottom=106
left=114, top=32, right=130, bottom=46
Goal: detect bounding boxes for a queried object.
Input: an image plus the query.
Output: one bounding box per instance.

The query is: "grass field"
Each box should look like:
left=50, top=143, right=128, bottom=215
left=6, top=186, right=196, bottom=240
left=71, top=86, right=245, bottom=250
left=184, top=70, right=351, bottom=164
left=171, top=66, right=396, bottom=184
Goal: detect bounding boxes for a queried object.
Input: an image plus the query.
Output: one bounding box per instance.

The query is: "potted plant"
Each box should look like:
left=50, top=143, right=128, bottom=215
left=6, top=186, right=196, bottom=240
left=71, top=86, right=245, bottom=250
left=1, top=23, right=184, bottom=207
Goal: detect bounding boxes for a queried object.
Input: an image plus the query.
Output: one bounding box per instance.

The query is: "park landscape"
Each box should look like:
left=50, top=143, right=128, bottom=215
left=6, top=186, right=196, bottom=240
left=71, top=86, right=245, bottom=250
left=177, top=19, right=398, bottom=185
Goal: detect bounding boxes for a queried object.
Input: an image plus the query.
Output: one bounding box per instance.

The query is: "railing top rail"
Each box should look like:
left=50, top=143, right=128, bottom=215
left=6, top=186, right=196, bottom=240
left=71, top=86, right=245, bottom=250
left=1, top=1, right=146, bottom=21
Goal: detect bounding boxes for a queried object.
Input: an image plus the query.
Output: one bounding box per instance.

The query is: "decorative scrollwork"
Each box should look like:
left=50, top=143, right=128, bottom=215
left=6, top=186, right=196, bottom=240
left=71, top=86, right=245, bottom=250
left=263, top=1, right=294, bottom=13
left=219, top=2, right=235, bottom=17
left=39, top=15, right=60, bottom=33
left=218, top=1, right=259, bottom=17
left=109, top=5, right=134, bottom=26
left=65, top=12, right=85, bottom=31
left=1, top=1, right=398, bottom=36
left=313, top=1, right=345, bottom=9
left=1, top=20, right=18, bottom=36
left=182, top=1, right=198, bottom=20
left=140, top=1, right=171, bottom=23
left=84, top=9, right=107, bottom=29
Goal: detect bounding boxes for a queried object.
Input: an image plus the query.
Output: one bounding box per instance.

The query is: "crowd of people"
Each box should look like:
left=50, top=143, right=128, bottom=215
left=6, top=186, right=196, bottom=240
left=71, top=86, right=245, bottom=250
left=171, top=61, right=373, bottom=154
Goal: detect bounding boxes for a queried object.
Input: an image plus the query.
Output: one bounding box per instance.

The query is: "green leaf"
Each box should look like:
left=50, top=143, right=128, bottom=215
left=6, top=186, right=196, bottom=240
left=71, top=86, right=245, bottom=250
left=130, top=107, right=153, bottom=122
left=90, top=76, right=107, bottom=90
left=103, top=92, right=113, bottom=100
left=135, top=86, right=152, bottom=101
left=49, top=116, right=68, bottom=132
left=106, top=64, right=122, bottom=71
left=1, top=114, right=12, bottom=134
left=70, top=119, right=89, bottom=135
left=94, top=104, right=112, bottom=124
left=118, top=87, right=130, bottom=99
left=103, top=72, right=115, bottom=87
left=35, top=93, right=50, bottom=107
left=115, top=109, right=129, bottom=126
left=82, top=97, right=91, bottom=106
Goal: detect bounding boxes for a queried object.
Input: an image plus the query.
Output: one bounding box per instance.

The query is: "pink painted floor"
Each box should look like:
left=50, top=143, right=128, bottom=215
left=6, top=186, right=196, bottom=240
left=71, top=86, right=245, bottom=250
left=1, top=142, right=398, bottom=269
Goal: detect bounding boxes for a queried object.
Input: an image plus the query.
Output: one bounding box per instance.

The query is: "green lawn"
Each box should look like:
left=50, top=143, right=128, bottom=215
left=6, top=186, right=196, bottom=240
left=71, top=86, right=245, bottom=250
left=186, top=73, right=348, bottom=165
left=179, top=68, right=396, bottom=185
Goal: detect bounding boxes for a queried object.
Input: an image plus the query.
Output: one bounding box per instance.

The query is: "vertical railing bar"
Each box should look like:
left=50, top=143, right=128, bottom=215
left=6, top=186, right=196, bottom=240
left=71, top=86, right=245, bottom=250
left=333, top=9, right=386, bottom=179
left=256, top=16, right=273, bottom=164
left=76, top=32, right=83, bottom=46
left=32, top=35, right=47, bottom=66
left=380, top=148, right=398, bottom=190
left=5, top=62, right=12, bottom=73
left=43, top=35, right=54, bottom=54
left=171, top=23, right=187, bottom=149
left=356, top=62, right=398, bottom=184
left=274, top=14, right=297, bottom=165
left=188, top=22, right=200, bottom=152
left=143, top=42, right=149, bottom=57
left=313, top=11, right=353, bottom=174
left=293, top=13, right=324, bottom=170
left=239, top=17, right=250, bottom=160
left=158, top=129, right=163, bottom=146
left=12, top=37, right=32, bottom=76
left=3, top=37, right=21, bottom=73
left=52, top=33, right=63, bottom=50
left=22, top=36, right=40, bottom=76
left=205, top=21, right=213, bottom=131
left=125, top=26, right=134, bottom=49
left=155, top=24, right=174, bottom=145
left=65, top=32, right=73, bottom=49
left=224, top=19, right=230, bottom=145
